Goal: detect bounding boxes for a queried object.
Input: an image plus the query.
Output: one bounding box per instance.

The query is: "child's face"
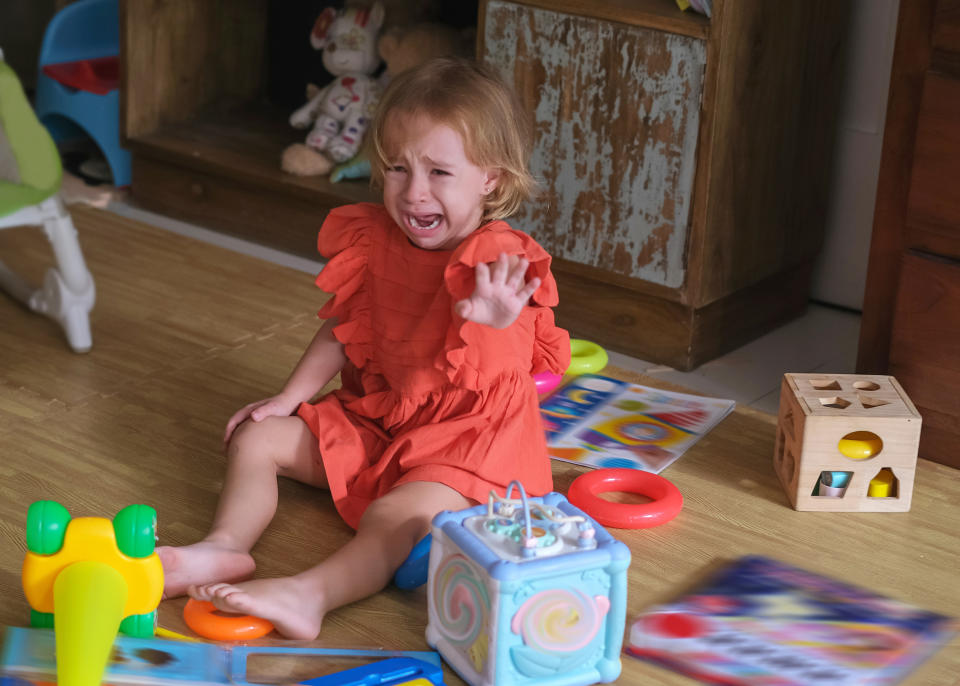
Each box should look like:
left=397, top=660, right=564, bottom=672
left=382, top=112, right=500, bottom=251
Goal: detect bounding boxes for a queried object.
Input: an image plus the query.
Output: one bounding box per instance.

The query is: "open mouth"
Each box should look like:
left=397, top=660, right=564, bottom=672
left=405, top=214, right=442, bottom=232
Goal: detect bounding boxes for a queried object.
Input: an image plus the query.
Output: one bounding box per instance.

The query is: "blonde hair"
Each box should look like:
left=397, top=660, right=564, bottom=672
left=368, top=57, right=537, bottom=221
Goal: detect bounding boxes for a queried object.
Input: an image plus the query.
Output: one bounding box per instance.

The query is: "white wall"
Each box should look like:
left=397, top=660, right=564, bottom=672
left=810, top=0, right=900, bottom=311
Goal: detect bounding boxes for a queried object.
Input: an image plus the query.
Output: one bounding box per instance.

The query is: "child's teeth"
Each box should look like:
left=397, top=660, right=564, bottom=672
left=410, top=215, right=440, bottom=230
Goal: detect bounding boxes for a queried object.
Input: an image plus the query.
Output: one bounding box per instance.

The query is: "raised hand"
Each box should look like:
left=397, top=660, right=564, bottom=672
left=454, top=253, right=542, bottom=329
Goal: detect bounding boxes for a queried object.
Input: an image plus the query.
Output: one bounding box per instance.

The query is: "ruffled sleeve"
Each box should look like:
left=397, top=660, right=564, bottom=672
left=443, top=222, right=559, bottom=307
left=530, top=306, right=571, bottom=375
left=438, top=222, right=570, bottom=389
left=314, top=203, right=386, bottom=368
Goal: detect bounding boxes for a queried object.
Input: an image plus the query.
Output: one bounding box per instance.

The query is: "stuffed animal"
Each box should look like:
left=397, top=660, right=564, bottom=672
left=348, top=0, right=442, bottom=29
left=282, top=2, right=385, bottom=176
left=377, top=22, right=473, bottom=83
left=282, top=12, right=475, bottom=179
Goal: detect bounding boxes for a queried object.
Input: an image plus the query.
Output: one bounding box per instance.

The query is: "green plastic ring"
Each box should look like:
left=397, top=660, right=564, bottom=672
left=567, top=339, right=608, bottom=376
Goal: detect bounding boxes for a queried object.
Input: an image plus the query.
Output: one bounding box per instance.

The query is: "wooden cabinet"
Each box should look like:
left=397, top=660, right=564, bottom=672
left=858, top=0, right=960, bottom=469
left=121, top=0, right=846, bottom=370
left=119, top=0, right=378, bottom=258
left=479, top=0, right=847, bottom=369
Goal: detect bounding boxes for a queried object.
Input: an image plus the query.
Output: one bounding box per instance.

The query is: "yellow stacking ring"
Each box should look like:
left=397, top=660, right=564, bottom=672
left=567, top=339, right=608, bottom=376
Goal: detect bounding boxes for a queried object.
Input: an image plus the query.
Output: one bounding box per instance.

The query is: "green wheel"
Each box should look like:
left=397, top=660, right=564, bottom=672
left=113, top=504, right=157, bottom=558
left=30, top=608, right=54, bottom=628
left=25, top=500, right=71, bottom=555
left=120, top=610, right=157, bottom=638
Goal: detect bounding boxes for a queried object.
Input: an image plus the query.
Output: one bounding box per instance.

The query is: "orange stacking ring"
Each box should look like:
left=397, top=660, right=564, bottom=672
left=183, top=598, right=274, bottom=641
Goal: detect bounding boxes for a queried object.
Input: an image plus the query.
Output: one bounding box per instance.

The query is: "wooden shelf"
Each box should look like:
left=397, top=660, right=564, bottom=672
left=127, top=102, right=376, bottom=256
left=127, top=101, right=376, bottom=206
left=123, top=0, right=843, bottom=370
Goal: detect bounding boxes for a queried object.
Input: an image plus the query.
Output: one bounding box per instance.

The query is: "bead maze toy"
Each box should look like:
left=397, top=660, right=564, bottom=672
left=21, top=500, right=163, bottom=686
left=426, top=481, right=630, bottom=686
left=773, top=373, right=922, bottom=512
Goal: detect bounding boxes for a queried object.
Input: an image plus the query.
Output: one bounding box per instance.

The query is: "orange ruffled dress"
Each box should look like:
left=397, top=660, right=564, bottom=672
left=297, top=204, right=571, bottom=529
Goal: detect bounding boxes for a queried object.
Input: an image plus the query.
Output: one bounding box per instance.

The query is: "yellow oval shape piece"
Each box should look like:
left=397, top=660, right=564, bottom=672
left=838, top=431, right=883, bottom=460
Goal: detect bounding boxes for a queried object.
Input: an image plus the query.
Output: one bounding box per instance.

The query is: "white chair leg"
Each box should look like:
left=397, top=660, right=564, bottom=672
left=30, top=266, right=95, bottom=352
left=30, top=197, right=96, bottom=352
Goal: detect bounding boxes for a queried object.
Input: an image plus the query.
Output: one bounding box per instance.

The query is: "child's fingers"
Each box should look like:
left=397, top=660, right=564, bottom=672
left=223, top=413, right=247, bottom=444
left=474, top=260, right=491, bottom=286
left=506, top=257, right=529, bottom=291
left=489, top=252, right=510, bottom=283
left=224, top=399, right=271, bottom=443
left=454, top=299, right=472, bottom=319
left=518, top=276, right=542, bottom=302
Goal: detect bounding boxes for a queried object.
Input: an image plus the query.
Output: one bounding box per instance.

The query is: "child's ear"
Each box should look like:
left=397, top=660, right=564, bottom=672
left=483, top=169, right=501, bottom=195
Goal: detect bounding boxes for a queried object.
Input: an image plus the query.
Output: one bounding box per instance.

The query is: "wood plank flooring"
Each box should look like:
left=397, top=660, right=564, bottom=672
left=1, top=206, right=957, bottom=685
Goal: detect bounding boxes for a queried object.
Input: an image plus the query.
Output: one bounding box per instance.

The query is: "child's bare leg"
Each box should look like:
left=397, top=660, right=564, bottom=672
left=190, top=481, right=471, bottom=639
left=159, top=416, right=327, bottom=597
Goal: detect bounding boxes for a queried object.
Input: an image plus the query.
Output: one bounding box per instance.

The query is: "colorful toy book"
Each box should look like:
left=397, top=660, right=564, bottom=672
left=540, top=374, right=734, bottom=473
left=626, top=556, right=957, bottom=685
left=0, top=627, right=442, bottom=685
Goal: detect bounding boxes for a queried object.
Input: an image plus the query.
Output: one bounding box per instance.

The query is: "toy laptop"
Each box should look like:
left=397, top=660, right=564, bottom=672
left=0, top=626, right=442, bottom=685
left=426, top=481, right=630, bottom=686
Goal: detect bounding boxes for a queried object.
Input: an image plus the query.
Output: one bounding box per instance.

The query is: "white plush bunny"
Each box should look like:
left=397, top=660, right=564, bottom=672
left=288, top=2, right=384, bottom=164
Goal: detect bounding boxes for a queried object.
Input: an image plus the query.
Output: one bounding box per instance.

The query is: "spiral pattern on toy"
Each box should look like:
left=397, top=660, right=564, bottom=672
left=434, top=554, right=489, bottom=646
left=511, top=589, right=609, bottom=652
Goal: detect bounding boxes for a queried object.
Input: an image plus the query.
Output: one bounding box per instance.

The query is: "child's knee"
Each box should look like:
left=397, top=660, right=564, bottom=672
left=228, top=417, right=286, bottom=464
left=360, top=483, right=464, bottom=546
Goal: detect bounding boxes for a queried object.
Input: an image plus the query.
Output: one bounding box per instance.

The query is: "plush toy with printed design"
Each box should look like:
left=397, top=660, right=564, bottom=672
left=282, top=2, right=385, bottom=176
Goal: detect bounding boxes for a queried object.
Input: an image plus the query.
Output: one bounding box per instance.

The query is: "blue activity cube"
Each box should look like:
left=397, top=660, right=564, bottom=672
left=426, top=485, right=631, bottom=686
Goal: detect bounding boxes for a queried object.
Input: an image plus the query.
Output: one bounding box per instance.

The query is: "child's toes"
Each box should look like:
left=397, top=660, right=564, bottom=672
left=190, top=582, right=226, bottom=600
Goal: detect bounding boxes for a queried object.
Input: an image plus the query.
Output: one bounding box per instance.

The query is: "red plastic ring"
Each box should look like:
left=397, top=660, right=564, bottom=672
left=183, top=598, right=274, bottom=641
left=568, top=468, right=683, bottom=529
left=533, top=371, right=562, bottom=395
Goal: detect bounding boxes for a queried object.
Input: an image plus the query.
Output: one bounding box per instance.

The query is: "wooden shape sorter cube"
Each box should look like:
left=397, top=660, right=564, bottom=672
left=774, top=373, right=922, bottom=512
left=425, top=484, right=630, bottom=686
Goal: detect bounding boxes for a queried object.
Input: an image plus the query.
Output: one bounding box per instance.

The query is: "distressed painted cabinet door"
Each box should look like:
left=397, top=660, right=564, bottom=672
left=483, top=1, right=706, bottom=288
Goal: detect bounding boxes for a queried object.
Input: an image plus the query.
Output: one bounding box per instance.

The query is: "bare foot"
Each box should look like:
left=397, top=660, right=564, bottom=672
left=158, top=542, right=256, bottom=598
left=190, top=577, right=325, bottom=640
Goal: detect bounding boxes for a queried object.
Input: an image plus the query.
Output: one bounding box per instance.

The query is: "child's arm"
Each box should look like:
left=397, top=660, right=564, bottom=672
left=454, top=252, right=542, bottom=329
left=277, top=317, right=347, bottom=401
left=223, top=318, right=345, bottom=443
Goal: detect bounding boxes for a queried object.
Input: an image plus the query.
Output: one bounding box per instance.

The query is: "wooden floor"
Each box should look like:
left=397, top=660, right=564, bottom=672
left=0, top=206, right=957, bottom=685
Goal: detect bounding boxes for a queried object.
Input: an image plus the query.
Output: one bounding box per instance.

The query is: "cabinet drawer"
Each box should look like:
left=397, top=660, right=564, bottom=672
left=889, top=252, right=960, bottom=468
left=905, top=72, right=960, bottom=258
left=482, top=0, right=705, bottom=289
